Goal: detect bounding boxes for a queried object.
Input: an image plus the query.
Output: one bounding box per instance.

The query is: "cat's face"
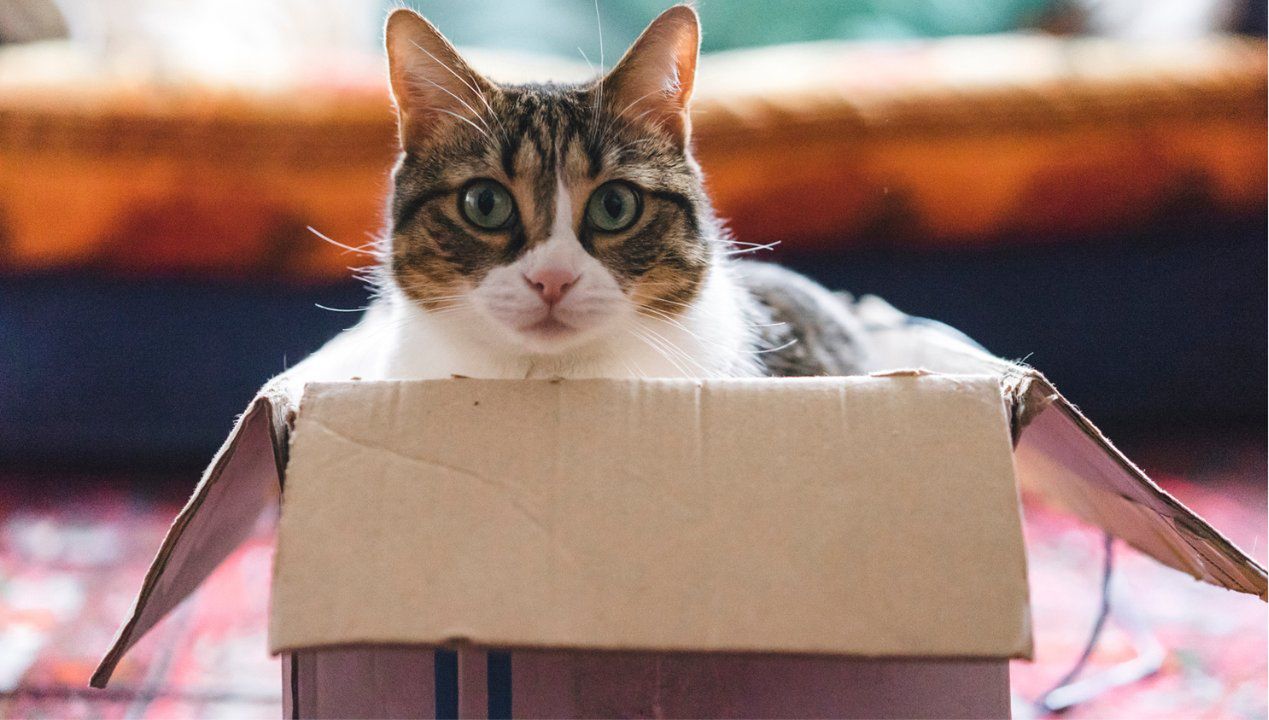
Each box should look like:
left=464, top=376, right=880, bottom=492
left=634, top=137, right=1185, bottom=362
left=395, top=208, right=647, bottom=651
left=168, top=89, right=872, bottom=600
left=384, top=6, right=711, bottom=355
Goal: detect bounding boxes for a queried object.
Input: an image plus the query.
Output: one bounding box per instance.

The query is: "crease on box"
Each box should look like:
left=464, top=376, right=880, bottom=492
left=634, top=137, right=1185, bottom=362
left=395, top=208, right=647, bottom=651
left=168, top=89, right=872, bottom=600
left=89, top=386, right=293, bottom=688
left=90, top=372, right=1267, bottom=690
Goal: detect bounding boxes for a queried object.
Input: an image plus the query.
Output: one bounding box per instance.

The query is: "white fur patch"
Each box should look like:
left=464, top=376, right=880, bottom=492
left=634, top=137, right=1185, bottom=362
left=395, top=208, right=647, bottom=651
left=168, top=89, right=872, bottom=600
left=271, top=180, right=760, bottom=401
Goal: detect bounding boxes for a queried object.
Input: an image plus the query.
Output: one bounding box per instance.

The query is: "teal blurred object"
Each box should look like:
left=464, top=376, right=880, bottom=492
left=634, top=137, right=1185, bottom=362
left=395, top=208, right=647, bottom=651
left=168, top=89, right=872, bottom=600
left=392, top=0, right=1055, bottom=59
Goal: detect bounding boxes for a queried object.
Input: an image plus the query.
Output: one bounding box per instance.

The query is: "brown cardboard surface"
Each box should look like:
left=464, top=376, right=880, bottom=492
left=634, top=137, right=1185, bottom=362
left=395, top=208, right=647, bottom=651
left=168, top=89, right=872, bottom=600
left=91, top=390, right=289, bottom=687
left=269, top=375, right=1032, bottom=659
left=1011, top=374, right=1267, bottom=598
left=93, top=368, right=1265, bottom=702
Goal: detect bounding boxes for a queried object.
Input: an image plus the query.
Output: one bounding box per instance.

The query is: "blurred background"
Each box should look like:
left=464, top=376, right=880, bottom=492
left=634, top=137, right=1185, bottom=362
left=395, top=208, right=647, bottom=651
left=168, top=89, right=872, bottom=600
left=0, top=0, right=1264, bottom=718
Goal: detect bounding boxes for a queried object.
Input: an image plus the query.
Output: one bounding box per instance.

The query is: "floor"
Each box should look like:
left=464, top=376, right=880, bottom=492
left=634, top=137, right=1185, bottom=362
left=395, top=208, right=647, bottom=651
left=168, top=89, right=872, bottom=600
left=0, top=431, right=1264, bottom=719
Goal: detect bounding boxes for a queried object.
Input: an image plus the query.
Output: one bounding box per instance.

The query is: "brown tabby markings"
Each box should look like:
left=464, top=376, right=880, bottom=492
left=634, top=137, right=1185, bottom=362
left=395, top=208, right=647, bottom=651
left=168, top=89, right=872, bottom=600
left=388, top=82, right=711, bottom=315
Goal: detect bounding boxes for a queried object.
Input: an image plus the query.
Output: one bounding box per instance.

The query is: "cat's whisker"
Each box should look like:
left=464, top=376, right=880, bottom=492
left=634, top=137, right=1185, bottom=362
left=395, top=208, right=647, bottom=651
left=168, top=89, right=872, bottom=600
left=634, top=322, right=715, bottom=377
left=635, top=305, right=698, bottom=334
left=421, top=296, right=474, bottom=304
left=346, top=266, right=380, bottom=281
left=592, top=0, right=605, bottom=125
left=628, top=326, right=693, bottom=377
left=307, top=226, right=380, bottom=257
left=634, top=295, right=796, bottom=355
left=637, top=307, right=768, bottom=358
left=636, top=307, right=731, bottom=347
left=751, top=337, right=800, bottom=356
left=598, top=88, right=668, bottom=148
left=420, top=84, right=497, bottom=143
left=406, top=294, right=475, bottom=310
left=408, top=291, right=473, bottom=301
left=724, top=240, right=781, bottom=256
left=618, top=359, right=638, bottom=377
left=616, top=108, right=663, bottom=138
left=617, top=354, right=647, bottom=379
left=594, top=136, right=647, bottom=161
left=637, top=312, right=738, bottom=357
left=626, top=283, right=703, bottom=302
left=629, top=296, right=745, bottom=324
left=613, top=87, right=665, bottom=124
left=419, top=302, right=473, bottom=312
left=422, top=304, right=474, bottom=318
left=429, top=108, right=495, bottom=144
left=457, top=68, right=510, bottom=144
left=423, top=298, right=473, bottom=309
left=407, top=40, right=506, bottom=143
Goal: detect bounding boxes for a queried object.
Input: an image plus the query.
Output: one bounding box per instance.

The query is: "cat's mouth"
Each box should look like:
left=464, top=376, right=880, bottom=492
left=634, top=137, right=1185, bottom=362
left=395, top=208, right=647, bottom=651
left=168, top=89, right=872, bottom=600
left=520, top=316, right=576, bottom=339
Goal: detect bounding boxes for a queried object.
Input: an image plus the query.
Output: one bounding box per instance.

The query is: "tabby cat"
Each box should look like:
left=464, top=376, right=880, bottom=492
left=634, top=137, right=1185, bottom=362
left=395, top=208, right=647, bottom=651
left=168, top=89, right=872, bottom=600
left=275, top=5, right=866, bottom=398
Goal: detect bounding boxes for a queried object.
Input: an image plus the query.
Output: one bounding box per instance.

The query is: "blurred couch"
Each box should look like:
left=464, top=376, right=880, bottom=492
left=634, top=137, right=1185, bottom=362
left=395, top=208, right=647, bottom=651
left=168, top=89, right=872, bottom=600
left=0, top=33, right=1264, bottom=468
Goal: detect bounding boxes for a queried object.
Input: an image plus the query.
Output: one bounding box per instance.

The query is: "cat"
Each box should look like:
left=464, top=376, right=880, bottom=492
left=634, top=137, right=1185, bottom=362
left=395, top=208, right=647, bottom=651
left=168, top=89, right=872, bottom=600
left=273, top=5, right=867, bottom=401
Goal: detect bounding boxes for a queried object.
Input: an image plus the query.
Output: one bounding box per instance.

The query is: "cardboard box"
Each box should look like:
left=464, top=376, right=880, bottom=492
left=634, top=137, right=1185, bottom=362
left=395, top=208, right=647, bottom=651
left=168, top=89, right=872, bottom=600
left=90, top=369, right=1265, bottom=718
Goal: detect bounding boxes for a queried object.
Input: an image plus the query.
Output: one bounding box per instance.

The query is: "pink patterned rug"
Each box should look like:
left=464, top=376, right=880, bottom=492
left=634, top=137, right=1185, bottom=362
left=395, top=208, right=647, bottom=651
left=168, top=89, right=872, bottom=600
left=1, top=432, right=1264, bottom=719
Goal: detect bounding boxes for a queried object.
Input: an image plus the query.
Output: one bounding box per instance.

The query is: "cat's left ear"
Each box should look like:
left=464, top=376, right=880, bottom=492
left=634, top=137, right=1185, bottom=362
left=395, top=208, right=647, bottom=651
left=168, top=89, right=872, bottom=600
left=600, top=5, right=700, bottom=148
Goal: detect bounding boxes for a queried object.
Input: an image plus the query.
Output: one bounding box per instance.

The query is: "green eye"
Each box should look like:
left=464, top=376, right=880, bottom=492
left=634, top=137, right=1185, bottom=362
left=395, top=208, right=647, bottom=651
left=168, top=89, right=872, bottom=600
left=460, top=180, right=515, bottom=230
left=586, top=182, right=641, bottom=233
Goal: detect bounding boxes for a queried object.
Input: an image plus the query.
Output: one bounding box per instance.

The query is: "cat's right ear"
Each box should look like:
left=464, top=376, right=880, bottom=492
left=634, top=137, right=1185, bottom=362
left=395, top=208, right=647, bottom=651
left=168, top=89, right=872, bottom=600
left=385, top=9, right=495, bottom=152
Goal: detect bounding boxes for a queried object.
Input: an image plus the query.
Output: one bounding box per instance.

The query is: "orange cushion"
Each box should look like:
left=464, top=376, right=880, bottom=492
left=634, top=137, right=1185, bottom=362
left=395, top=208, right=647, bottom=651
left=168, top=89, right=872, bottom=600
left=0, top=35, right=1263, bottom=280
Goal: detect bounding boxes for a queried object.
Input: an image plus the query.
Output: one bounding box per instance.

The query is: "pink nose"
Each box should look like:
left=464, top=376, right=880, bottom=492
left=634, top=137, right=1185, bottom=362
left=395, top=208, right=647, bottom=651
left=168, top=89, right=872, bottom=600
left=524, top=267, right=579, bottom=305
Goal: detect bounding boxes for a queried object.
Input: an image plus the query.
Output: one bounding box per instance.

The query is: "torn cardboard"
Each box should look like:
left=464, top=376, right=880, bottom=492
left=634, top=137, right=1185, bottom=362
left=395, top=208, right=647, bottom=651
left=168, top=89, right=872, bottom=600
left=91, top=370, right=1266, bottom=719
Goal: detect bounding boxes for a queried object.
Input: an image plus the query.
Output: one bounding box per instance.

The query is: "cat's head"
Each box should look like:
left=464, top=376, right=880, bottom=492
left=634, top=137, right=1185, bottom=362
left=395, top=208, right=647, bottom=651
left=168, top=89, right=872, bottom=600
left=382, top=5, right=715, bottom=355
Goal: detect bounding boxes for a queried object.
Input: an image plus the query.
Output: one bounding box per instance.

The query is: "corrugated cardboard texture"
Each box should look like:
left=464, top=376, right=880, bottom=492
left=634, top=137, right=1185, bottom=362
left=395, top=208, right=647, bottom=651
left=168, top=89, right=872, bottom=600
left=270, top=376, right=1032, bottom=659
left=1012, top=375, right=1267, bottom=598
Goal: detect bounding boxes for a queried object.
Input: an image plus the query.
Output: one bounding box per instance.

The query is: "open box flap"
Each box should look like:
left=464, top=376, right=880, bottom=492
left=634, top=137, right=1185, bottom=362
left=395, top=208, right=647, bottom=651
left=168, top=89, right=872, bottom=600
left=857, top=297, right=1266, bottom=598
left=269, top=375, right=1033, bottom=660
left=90, top=389, right=291, bottom=688
left=1008, top=371, right=1267, bottom=599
